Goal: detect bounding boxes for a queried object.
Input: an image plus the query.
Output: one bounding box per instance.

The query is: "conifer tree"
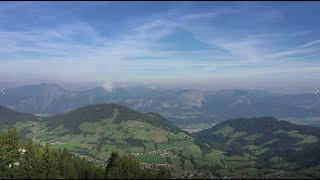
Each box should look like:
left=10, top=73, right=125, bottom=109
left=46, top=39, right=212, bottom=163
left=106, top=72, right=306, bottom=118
left=105, top=151, right=143, bottom=179
left=21, top=139, right=42, bottom=179
left=41, top=142, right=59, bottom=179
left=0, top=131, right=8, bottom=178
left=0, top=128, right=172, bottom=179
left=5, top=127, right=21, bottom=178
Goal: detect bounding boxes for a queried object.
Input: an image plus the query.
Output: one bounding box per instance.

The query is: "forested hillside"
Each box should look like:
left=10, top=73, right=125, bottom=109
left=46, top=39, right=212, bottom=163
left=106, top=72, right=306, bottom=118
left=0, top=106, right=39, bottom=126
left=0, top=127, right=171, bottom=179
left=1, top=105, right=320, bottom=179
left=46, top=103, right=180, bottom=133
left=196, top=117, right=320, bottom=178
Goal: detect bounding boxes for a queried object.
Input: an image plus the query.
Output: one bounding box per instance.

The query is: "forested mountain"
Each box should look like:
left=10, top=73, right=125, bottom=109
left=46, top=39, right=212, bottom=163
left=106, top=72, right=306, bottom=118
left=3, top=104, right=206, bottom=176
left=0, top=105, right=39, bottom=126
left=196, top=117, right=320, bottom=171
left=46, top=103, right=180, bottom=133
left=1, top=104, right=320, bottom=178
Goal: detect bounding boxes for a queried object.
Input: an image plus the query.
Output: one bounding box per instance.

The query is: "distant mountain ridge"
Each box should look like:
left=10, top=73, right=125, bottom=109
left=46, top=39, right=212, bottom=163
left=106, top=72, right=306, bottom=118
left=1, top=83, right=320, bottom=120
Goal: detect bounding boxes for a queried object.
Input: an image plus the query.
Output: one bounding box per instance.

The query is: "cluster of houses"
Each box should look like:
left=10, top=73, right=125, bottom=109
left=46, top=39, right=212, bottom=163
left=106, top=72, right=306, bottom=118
left=140, top=162, right=218, bottom=179
left=140, top=162, right=174, bottom=170
left=171, top=170, right=216, bottom=179
left=130, top=152, right=141, bottom=156
left=27, top=122, right=37, bottom=127
left=44, top=131, right=54, bottom=135
left=32, top=139, right=65, bottom=146
left=182, top=128, right=203, bottom=133
left=148, top=149, right=176, bottom=158
left=70, top=152, right=102, bottom=164
left=130, top=150, right=176, bottom=158
left=49, top=141, right=66, bottom=145
left=130, top=149, right=177, bottom=158
left=262, top=170, right=286, bottom=178
left=129, top=124, right=144, bottom=128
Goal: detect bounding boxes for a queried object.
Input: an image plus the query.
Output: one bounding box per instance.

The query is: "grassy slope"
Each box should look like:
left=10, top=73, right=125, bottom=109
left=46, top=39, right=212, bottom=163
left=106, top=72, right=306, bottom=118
left=12, top=104, right=205, bottom=171
left=195, top=117, right=320, bottom=178
left=2, top=106, right=320, bottom=178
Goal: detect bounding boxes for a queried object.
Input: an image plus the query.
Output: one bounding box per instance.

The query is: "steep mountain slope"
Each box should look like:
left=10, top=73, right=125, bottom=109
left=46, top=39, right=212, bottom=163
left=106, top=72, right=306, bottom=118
left=0, top=83, right=75, bottom=114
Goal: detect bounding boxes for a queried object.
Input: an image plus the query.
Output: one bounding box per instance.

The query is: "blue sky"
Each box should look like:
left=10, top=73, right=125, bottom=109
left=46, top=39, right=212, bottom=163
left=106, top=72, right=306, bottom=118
left=0, top=1, right=320, bottom=93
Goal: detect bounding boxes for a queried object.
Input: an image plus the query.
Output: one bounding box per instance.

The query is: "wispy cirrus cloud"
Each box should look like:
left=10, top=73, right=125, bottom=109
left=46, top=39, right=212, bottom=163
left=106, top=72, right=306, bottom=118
left=269, top=39, right=320, bottom=60
left=297, top=39, right=320, bottom=49
left=0, top=2, right=319, bottom=92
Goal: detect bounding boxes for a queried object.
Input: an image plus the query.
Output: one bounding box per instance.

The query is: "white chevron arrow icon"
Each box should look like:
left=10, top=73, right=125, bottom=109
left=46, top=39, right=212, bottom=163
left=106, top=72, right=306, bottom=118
left=315, top=88, right=319, bottom=95
left=1, top=88, right=5, bottom=95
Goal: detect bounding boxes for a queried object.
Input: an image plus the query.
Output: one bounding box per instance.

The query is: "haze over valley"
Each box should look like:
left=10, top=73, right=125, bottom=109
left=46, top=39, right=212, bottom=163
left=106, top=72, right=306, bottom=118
left=1, top=83, right=320, bottom=131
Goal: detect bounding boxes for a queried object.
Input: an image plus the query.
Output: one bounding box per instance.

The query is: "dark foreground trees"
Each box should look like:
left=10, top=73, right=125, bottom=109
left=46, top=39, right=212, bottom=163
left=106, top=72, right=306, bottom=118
left=0, top=127, right=172, bottom=179
left=0, top=127, right=104, bottom=179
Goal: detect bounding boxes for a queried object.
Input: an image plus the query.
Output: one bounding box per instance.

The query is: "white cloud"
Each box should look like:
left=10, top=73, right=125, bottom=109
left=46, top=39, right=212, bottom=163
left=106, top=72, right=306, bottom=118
left=269, top=39, right=320, bottom=59
left=102, top=82, right=113, bottom=92
left=142, top=81, right=158, bottom=90
left=298, top=39, right=320, bottom=49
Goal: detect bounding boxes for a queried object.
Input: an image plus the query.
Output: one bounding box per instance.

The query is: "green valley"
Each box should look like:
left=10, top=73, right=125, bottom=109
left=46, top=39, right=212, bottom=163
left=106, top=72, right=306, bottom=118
left=1, top=104, right=320, bottom=179
left=3, top=104, right=207, bottom=173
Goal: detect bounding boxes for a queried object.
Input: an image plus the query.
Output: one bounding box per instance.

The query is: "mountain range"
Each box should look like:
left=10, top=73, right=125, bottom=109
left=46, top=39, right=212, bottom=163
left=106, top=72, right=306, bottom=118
left=1, top=83, right=320, bottom=125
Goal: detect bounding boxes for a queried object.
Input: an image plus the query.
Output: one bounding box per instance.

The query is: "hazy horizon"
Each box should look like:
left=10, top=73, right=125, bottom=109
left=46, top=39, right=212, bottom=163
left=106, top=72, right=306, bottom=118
left=0, top=80, right=316, bottom=95
left=0, top=2, right=320, bottom=94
